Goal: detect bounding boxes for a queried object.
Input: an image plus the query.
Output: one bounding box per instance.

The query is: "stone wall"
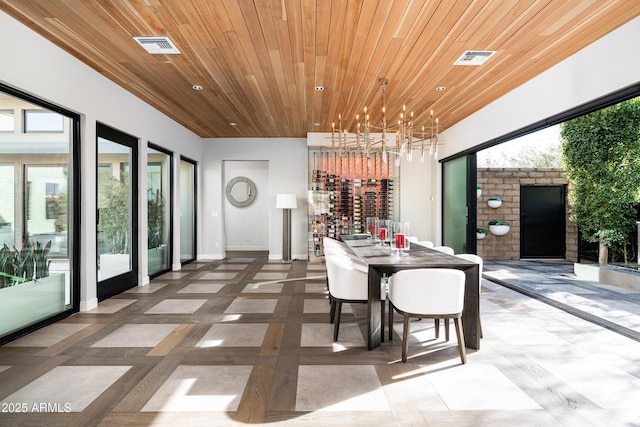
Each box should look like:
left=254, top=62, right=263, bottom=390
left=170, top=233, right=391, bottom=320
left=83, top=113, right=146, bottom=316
left=476, top=168, right=578, bottom=261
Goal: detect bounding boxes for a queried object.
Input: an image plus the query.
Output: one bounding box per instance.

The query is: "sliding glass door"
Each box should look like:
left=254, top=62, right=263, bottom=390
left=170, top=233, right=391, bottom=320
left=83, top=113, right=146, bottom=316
left=148, top=144, right=172, bottom=277
left=97, top=123, right=138, bottom=300
left=180, top=157, right=196, bottom=264
left=0, top=86, right=79, bottom=344
left=442, top=154, right=477, bottom=254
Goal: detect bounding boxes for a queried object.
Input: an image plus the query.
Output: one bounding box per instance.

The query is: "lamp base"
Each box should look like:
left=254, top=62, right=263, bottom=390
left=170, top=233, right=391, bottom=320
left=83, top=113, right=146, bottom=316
left=281, top=208, right=292, bottom=263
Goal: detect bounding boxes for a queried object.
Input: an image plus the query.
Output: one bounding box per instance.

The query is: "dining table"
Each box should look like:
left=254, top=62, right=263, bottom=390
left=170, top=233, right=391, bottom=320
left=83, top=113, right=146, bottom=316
left=340, top=235, right=481, bottom=351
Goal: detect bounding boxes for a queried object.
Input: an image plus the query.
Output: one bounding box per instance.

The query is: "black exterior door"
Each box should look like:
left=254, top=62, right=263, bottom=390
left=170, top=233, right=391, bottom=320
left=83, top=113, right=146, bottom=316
left=520, top=186, right=565, bottom=258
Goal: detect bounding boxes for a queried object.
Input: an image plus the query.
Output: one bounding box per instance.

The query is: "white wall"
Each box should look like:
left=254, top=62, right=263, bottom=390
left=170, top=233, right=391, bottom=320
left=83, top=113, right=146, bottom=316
left=201, top=138, right=308, bottom=261
left=398, top=154, right=440, bottom=243
left=223, top=160, right=269, bottom=250
left=0, top=11, right=202, bottom=311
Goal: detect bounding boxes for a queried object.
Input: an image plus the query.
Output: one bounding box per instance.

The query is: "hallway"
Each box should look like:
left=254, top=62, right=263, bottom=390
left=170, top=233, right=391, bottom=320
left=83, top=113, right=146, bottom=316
left=0, top=254, right=639, bottom=426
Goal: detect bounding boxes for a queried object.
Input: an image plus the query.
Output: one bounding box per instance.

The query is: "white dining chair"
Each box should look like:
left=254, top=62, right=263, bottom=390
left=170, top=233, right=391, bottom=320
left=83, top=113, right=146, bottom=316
left=323, top=237, right=366, bottom=266
left=416, top=240, right=434, bottom=248
left=432, top=245, right=454, bottom=255
left=456, top=253, right=483, bottom=338
left=325, top=254, right=387, bottom=342
left=388, top=268, right=466, bottom=363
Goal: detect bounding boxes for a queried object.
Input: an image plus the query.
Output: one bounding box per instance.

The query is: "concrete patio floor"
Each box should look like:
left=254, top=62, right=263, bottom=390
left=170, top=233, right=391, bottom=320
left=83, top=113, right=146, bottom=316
left=483, top=260, right=640, bottom=342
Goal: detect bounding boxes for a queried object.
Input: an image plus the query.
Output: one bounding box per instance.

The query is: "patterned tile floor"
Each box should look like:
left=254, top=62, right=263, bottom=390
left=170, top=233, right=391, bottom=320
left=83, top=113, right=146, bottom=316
left=0, top=254, right=639, bottom=426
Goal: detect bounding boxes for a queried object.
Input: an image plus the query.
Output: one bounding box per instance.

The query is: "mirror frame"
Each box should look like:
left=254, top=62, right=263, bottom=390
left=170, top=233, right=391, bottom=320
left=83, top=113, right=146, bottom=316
left=225, top=176, right=257, bottom=207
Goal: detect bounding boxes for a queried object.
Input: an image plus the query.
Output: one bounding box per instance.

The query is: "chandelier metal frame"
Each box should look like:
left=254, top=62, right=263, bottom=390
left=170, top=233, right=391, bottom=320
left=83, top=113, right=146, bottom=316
left=330, top=78, right=441, bottom=163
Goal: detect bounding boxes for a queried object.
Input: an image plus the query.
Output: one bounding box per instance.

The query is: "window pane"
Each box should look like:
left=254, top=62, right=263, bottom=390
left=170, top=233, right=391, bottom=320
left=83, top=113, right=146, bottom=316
left=97, top=138, right=133, bottom=281
left=180, top=158, right=196, bottom=263
left=0, top=110, right=14, bottom=132
left=25, top=165, right=69, bottom=258
left=443, top=156, right=468, bottom=253
left=148, top=146, right=172, bottom=275
left=0, top=92, right=74, bottom=340
left=24, top=110, right=64, bottom=133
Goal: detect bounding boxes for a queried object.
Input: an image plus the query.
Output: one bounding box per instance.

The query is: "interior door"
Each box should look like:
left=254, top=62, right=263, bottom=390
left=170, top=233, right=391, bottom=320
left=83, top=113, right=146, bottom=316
left=521, top=185, right=565, bottom=258
left=97, top=123, right=138, bottom=300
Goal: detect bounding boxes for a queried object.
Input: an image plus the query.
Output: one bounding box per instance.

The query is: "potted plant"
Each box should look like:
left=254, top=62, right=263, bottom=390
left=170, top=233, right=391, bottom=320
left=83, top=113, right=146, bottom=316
left=476, top=227, right=488, bottom=240
left=476, top=186, right=482, bottom=199
left=487, top=197, right=502, bottom=208
left=489, top=220, right=510, bottom=236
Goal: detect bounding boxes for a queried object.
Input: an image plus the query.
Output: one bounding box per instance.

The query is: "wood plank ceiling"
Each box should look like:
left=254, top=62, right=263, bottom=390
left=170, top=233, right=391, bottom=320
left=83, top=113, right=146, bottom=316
left=1, top=0, right=639, bottom=138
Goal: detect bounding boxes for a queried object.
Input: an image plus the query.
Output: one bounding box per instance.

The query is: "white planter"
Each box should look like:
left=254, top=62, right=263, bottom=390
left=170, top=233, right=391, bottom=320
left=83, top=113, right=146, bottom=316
left=476, top=188, right=482, bottom=199
left=476, top=232, right=486, bottom=240
left=98, top=253, right=130, bottom=281
left=487, top=199, right=502, bottom=208
left=0, top=273, right=66, bottom=337
left=489, top=224, right=510, bottom=236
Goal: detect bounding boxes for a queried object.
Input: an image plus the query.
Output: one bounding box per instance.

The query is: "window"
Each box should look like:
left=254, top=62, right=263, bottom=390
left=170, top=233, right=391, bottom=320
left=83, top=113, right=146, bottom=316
left=0, top=84, right=79, bottom=344
left=24, top=110, right=64, bottom=133
left=0, top=110, right=14, bottom=132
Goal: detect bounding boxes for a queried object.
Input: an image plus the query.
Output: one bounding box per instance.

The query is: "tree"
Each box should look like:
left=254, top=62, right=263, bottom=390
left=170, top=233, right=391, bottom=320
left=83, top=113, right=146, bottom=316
left=147, top=188, right=165, bottom=249
left=100, top=176, right=129, bottom=254
left=561, top=98, right=640, bottom=264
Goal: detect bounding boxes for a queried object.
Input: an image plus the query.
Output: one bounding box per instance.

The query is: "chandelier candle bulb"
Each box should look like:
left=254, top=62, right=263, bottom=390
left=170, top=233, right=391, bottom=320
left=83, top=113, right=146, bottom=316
left=327, top=78, right=440, bottom=161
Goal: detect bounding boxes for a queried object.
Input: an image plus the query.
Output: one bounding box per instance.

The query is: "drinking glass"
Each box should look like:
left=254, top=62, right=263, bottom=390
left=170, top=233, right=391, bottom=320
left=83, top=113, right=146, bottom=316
left=377, top=219, right=391, bottom=247
left=392, top=222, right=410, bottom=256
left=366, top=217, right=378, bottom=241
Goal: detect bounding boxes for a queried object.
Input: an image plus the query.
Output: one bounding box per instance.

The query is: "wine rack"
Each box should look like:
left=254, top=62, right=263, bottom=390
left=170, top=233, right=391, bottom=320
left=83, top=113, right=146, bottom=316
left=308, top=150, right=396, bottom=261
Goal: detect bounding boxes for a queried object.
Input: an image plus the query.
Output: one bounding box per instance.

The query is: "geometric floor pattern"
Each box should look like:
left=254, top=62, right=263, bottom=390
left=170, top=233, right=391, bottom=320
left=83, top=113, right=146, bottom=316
left=0, top=252, right=639, bottom=426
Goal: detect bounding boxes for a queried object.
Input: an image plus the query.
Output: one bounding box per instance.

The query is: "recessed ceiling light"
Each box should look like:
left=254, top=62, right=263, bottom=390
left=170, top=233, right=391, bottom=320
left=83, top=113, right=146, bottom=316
left=313, top=122, right=321, bottom=127
left=436, top=86, right=446, bottom=91
left=315, top=86, right=324, bottom=91
left=192, top=85, right=203, bottom=91
left=229, top=122, right=237, bottom=126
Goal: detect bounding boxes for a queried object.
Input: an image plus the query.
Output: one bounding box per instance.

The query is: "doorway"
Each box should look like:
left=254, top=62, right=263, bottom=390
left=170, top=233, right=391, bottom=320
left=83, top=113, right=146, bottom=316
left=223, top=160, right=269, bottom=251
left=96, top=123, right=138, bottom=300
left=520, top=185, right=565, bottom=258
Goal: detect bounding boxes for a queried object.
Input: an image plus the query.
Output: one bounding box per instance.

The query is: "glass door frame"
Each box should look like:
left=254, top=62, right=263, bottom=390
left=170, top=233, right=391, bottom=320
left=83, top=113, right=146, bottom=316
left=441, top=153, right=477, bottom=254
left=0, top=82, right=80, bottom=345
left=179, top=156, right=197, bottom=265
left=148, top=143, right=173, bottom=278
left=96, top=122, right=139, bottom=301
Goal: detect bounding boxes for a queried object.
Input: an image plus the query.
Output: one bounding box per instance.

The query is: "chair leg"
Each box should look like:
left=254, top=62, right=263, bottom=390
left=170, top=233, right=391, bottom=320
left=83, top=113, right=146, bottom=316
left=402, top=313, right=410, bottom=363
left=434, top=319, right=440, bottom=339
left=453, top=317, right=467, bottom=364
left=329, top=297, right=336, bottom=324
left=388, top=303, right=393, bottom=341
left=333, top=300, right=342, bottom=342
left=445, top=319, right=450, bottom=342
left=380, top=300, right=385, bottom=343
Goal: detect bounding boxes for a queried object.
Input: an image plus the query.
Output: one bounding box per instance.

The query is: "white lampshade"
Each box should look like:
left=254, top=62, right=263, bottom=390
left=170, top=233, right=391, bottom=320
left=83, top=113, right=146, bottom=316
left=276, top=193, right=297, bottom=209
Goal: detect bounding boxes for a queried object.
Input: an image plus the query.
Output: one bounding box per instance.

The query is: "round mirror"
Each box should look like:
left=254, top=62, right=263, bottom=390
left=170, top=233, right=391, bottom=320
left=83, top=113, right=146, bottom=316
left=225, top=176, right=257, bottom=207
left=230, top=181, right=249, bottom=203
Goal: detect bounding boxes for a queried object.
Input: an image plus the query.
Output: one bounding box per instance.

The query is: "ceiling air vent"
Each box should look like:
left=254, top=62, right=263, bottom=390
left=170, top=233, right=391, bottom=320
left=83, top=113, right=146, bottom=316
left=454, top=50, right=496, bottom=66
left=133, top=36, right=180, bottom=54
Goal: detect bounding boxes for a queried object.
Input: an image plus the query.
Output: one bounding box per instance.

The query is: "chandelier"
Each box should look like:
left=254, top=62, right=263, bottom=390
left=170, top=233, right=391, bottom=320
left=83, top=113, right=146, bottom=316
left=330, top=78, right=441, bottom=163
